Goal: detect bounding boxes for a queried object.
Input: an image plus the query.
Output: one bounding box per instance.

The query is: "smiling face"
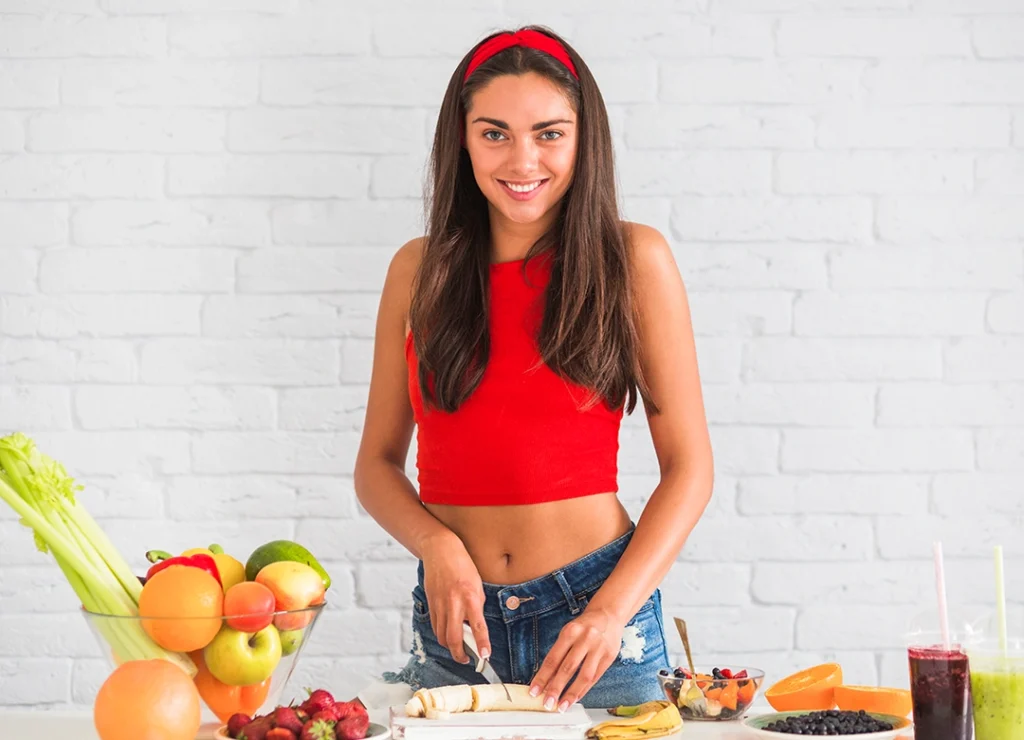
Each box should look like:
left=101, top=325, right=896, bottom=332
left=464, top=72, right=578, bottom=230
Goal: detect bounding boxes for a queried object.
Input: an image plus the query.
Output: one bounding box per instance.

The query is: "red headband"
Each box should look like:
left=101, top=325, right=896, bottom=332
left=463, top=29, right=578, bottom=83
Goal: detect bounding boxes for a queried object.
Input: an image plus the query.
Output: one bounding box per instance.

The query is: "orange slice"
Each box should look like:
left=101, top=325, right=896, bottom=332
left=720, top=682, right=739, bottom=711
left=834, top=685, right=912, bottom=717
left=765, top=663, right=843, bottom=711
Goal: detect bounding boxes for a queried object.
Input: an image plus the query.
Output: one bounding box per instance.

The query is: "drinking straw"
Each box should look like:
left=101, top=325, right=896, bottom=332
left=995, top=545, right=1008, bottom=658
left=934, top=541, right=951, bottom=650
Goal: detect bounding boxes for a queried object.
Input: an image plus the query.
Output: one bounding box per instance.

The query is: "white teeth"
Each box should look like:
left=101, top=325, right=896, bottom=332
left=502, top=180, right=543, bottom=193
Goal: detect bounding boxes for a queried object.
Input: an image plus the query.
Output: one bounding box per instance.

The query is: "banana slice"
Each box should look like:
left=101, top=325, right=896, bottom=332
left=472, top=684, right=550, bottom=712
left=403, top=684, right=556, bottom=717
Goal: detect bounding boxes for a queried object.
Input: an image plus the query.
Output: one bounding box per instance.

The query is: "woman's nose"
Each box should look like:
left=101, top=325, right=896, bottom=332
left=506, top=137, right=539, bottom=174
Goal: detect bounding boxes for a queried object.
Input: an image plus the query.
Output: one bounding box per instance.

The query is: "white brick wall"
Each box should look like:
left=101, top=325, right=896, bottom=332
left=0, top=0, right=1022, bottom=709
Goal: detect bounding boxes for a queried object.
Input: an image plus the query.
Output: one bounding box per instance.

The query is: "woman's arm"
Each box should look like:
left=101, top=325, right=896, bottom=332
left=353, top=237, right=492, bottom=664
left=529, top=223, right=714, bottom=710
left=354, top=238, right=456, bottom=559
left=584, top=222, right=715, bottom=623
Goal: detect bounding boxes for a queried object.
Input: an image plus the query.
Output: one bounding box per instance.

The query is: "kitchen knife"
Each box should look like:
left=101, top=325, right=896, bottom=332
left=462, top=622, right=512, bottom=701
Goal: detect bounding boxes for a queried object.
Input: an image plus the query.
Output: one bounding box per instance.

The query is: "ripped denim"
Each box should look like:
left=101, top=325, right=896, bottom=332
left=381, top=525, right=671, bottom=708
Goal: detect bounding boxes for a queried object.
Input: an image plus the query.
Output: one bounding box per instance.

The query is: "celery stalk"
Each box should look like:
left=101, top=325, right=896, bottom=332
left=0, top=433, right=196, bottom=677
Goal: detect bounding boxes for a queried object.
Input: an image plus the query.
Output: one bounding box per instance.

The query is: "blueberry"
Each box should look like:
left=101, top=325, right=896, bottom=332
left=673, top=667, right=686, bottom=678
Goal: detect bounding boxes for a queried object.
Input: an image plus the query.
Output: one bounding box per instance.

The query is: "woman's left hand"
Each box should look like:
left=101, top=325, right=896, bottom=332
left=528, top=605, right=625, bottom=712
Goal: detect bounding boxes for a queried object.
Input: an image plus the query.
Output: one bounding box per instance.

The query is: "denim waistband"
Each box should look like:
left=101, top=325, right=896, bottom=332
left=417, top=524, right=635, bottom=625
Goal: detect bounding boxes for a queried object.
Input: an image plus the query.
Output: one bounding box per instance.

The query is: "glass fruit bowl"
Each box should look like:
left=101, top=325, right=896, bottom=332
left=658, top=666, right=766, bottom=720
left=82, top=603, right=325, bottom=724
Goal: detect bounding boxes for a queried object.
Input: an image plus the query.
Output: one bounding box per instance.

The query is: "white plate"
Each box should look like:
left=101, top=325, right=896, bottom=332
left=215, top=720, right=390, bottom=739
left=388, top=703, right=590, bottom=740
left=741, top=711, right=913, bottom=739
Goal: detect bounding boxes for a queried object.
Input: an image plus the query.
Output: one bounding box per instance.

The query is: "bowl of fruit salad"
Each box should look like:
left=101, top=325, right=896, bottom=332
left=658, top=666, right=765, bottom=721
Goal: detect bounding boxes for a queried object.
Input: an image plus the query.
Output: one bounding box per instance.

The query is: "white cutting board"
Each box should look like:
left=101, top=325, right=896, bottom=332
left=389, top=703, right=592, bottom=740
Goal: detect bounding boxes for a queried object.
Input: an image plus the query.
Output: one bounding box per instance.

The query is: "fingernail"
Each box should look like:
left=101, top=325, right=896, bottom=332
left=529, top=685, right=540, bottom=697
left=480, top=649, right=490, bottom=660
left=543, top=696, right=555, bottom=711
left=558, top=701, right=568, bottom=713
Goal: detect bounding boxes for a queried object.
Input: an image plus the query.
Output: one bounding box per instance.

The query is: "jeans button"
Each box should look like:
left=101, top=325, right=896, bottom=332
left=505, top=595, right=520, bottom=610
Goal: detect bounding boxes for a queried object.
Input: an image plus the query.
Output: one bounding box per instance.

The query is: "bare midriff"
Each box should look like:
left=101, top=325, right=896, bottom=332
left=424, top=492, right=633, bottom=585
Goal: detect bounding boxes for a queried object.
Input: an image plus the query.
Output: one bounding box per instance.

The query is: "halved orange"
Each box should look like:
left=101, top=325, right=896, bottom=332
left=765, top=663, right=843, bottom=711
left=835, top=685, right=912, bottom=717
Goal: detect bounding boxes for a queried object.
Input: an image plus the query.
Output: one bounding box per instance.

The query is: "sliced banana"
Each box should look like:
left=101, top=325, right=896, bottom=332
left=404, top=684, right=557, bottom=717
left=473, top=684, right=550, bottom=712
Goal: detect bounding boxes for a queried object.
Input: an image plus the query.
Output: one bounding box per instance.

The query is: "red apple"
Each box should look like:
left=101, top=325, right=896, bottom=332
left=224, top=581, right=277, bottom=633
left=254, top=561, right=325, bottom=631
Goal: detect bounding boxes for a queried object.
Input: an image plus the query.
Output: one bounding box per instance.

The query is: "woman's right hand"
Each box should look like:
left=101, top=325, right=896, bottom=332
left=420, top=532, right=491, bottom=666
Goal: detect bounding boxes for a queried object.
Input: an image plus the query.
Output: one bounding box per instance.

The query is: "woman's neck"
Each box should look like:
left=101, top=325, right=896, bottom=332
left=487, top=203, right=559, bottom=264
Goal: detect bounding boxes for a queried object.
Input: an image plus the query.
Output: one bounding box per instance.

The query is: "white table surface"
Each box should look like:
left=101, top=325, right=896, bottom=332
left=0, top=707, right=768, bottom=739
left=0, top=707, right=917, bottom=739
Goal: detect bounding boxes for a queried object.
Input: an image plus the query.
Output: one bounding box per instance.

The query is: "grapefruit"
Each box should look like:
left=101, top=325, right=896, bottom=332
left=765, top=663, right=843, bottom=711
left=94, top=659, right=201, bottom=740
left=835, top=685, right=913, bottom=717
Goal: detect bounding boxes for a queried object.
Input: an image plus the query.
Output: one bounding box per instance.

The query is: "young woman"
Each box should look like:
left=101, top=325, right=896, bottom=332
left=354, top=26, right=714, bottom=711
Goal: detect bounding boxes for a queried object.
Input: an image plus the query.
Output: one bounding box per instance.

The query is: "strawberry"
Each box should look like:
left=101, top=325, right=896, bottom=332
left=333, top=704, right=366, bottom=720
left=301, top=718, right=337, bottom=740
left=733, top=670, right=748, bottom=679
left=304, top=689, right=335, bottom=715
left=721, top=668, right=733, bottom=679
left=312, top=710, right=339, bottom=725
left=239, top=718, right=273, bottom=740
left=228, top=713, right=253, bottom=738
left=266, top=729, right=296, bottom=740
left=335, top=714, right=370, bottom=740
left=273, top=707, right=305, bottom=735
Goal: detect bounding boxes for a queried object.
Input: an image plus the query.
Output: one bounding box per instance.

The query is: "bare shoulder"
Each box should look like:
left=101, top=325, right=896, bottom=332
left=383, top=236, right=426, bottom=315
left=389, top=235, right=426, bottom=285
left=620, top=221, right=679, bottom=282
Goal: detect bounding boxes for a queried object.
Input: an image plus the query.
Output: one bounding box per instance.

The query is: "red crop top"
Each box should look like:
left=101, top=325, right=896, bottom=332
left=405, top=254, right=623, bottom=506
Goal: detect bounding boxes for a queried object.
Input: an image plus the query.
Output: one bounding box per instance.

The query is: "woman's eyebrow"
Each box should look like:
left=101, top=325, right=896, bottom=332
left=470, top=117, right=575, bottom=130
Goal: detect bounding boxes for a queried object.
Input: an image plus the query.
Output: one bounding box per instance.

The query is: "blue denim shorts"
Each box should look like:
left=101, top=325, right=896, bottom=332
left=382, top=525, right=671, bottom=708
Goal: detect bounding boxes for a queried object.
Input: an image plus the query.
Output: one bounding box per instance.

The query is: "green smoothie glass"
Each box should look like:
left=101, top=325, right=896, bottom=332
left=968, top=638, right=1024, bottom=740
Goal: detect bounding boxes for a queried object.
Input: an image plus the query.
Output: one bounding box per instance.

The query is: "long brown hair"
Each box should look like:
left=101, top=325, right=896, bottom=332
left=410, top=25, right=656, bottom=416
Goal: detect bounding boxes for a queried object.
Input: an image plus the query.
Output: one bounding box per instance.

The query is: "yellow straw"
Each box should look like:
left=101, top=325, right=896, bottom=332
left=995, top=545, right=1008, bottom=659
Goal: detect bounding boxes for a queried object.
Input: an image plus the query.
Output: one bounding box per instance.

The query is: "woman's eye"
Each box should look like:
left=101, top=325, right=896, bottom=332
left=483, top=130, right=505, bottom=141
left=540, top=131, right=562, bottom=140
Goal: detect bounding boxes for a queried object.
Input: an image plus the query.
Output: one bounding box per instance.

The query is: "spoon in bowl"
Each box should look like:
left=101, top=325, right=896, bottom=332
left=673, top=617, right=708, bottom=717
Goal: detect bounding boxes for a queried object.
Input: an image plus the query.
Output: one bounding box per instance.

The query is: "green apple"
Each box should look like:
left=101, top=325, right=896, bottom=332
left=203, top=623, right=282, bottom=686
left=279, top=628, right=304, bottom=656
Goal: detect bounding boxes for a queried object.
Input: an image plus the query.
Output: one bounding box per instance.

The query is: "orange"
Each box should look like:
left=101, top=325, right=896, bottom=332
left=139, top=565, right=224, bottom=652
left=720, top=682, right=739, bottom=711
left=765, top=663, right=843, bottom=711
left=94, top=659, right=201, bottom=740
left=189, top=650, right=271, bottom=723
left=738, top=681, right=756, bottom=705
left=835, top=685, right=913, bottom=717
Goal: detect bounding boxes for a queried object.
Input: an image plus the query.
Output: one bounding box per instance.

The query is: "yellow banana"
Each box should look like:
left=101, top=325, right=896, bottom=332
left=587, top=701, right=682, bottom=739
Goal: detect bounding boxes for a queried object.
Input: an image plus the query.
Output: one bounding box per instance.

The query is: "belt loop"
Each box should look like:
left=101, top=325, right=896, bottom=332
left=553, top=570, right=581, bottom=615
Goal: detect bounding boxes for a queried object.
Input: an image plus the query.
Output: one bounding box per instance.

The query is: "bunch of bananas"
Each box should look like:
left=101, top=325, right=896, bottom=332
left=586, top=700, right=683, bottom=739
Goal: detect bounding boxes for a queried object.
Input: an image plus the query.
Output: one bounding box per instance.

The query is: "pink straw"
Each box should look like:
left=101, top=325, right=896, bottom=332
left=933, top=541, right=951, bottom=650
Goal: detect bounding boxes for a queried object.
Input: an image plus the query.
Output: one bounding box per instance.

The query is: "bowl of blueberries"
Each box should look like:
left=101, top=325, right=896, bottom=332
left=742, top=709, right=912, bottom=738
left=657, top=665, right=765, bottom=720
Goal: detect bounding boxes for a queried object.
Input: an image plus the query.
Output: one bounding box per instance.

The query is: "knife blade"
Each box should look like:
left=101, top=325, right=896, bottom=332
left=462, top=622, right=511, bottom=701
